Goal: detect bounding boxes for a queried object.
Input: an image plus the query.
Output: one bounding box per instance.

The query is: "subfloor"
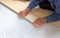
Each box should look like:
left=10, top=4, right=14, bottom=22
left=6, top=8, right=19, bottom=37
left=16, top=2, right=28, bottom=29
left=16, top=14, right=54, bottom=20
left=0, top=3, right=60, bottom=38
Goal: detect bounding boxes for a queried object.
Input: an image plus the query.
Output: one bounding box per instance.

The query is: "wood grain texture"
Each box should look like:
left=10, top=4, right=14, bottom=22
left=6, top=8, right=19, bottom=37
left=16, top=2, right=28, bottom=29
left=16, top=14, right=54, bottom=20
left=0, top=1, right=60, bottom=28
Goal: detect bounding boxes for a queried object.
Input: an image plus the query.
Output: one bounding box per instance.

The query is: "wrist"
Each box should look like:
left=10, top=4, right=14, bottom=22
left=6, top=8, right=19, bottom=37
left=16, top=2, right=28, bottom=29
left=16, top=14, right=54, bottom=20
left=25, top=8, right=30, bottom=12
left=44, top=17, right=47, bottom=23
left=40, top=17, right=47, bottom=24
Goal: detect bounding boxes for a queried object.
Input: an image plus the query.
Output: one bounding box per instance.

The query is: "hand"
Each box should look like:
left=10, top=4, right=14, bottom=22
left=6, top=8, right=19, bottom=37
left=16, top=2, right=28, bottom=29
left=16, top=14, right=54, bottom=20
left=33, top=18, right=47, bottom=28
left=18, top=8, right=30, bottom=18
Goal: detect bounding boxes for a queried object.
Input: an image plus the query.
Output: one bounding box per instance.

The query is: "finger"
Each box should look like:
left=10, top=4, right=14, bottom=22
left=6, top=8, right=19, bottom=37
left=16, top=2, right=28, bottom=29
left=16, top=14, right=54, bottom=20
left=18, top=12, right=22, bottom=16
left=18, top=12, right=24, bottom=17
left=33, top=22, right=39, bottom=28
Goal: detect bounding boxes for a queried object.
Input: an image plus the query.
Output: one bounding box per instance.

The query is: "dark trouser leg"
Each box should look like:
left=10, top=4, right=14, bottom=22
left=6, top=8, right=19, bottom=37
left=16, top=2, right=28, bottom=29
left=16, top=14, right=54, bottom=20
left=39, top=0, right=55, bottom=11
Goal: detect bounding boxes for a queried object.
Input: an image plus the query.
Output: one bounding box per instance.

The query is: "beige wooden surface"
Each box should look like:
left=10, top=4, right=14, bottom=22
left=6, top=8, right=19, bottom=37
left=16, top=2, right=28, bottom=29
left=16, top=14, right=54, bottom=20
left=0, top=1, right=60, bottom=28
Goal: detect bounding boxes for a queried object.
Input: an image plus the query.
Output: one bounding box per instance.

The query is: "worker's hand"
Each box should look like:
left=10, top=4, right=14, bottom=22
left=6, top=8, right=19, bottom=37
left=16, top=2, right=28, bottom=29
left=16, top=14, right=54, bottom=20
left=33, top=17, right=47, bottom=28
left=18, top=8, right=30, bottom=18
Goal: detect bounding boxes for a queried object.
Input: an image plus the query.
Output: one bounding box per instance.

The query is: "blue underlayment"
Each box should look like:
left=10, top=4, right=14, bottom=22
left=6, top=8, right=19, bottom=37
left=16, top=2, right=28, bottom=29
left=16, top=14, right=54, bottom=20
left=0, top=3, right=60, bottom=38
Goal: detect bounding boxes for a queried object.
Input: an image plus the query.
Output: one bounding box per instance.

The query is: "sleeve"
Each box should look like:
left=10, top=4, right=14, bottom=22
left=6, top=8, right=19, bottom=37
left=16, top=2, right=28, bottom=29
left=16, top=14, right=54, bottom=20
left=46, top=13, right=60, bottom=23
left=27, top=0, right=42, bottom=10
left=45, top=0, right=60, bottom=23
